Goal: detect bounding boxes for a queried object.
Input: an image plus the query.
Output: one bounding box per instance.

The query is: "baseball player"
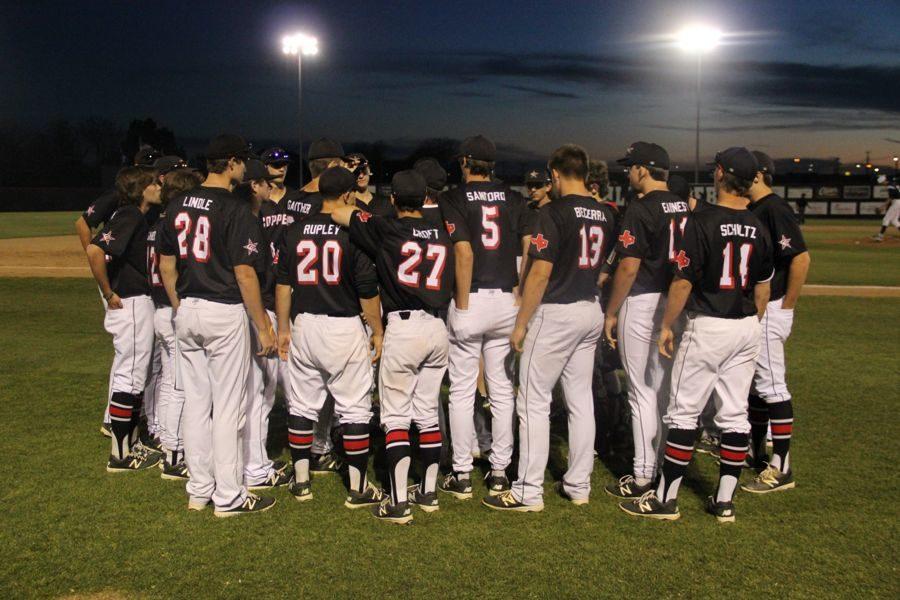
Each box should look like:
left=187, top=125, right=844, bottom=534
left=873, top=176, right=900, bottom=242
left=620, top=147, right=774, bottom=522
left=148, top=168, right=203, bottom=479
left=525, top=168, right=552, bottom=209
left=158, top=134, right=277, bottom=517
left=414, top=157, right=448, bottom=228
left=740, top=151, right=810, bottom=492
left=346, top=152, right=395, bottom=216
left=603, top=142, right=690, bottom=500
left=85, top=166, right=162, bottom=471
left=274, top=166, right=384, bottom=507
left=439, top=135, right=530, bottom=499
left=484, top=144, right=615, bottom=511
left=330, top=170, right=455, bottom=524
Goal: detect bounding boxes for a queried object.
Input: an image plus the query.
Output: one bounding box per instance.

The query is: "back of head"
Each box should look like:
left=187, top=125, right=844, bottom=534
left=308, top=138, right=345, bottom=179
left=458, top=135, right=496, bottom=177
left=413, top=157, right=448, bottom=193
left=162, top=169, right=203, bottom=205
left=318, top=166, right=357, bottom=200
left=116, top=166, right=156, bottom=206
left=714, top=147, right=758, bottom=197
left=391, top=170, right=427, bottom=211
left=548, top=144, right=589, bottom=180
left=751, top=150, right=775, bottom=187
left=588, top=160, right=610, bottom=197
left=667, top=174, right=691, bottom=202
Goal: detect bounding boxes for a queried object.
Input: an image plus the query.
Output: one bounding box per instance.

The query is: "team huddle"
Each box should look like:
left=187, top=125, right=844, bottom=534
left=78, top=132, right=810, bottom=524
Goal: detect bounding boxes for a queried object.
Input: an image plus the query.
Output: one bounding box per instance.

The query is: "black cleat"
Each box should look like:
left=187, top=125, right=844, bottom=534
left=248, top=469, right=291, bottom=490
left=484, top=473, right=511, bottom=497
left=438, top=473, right=473, bottom=499
left=289, top=480, right=313, bottom=502
left=741, top=464, right=796, bottom=494
left=705, top=496, right=736, bottom=523
left=344, top=483, right=385, bottom=509
left=618, top=491, right=679, bottom=521
left=310, top=452, right=342, bottom=474
left=407, top=485, right=439, bottom=512
left=106, top=451, right=161, bottom=473
left=554, top=481, right=588, bottom=506
left=605, top=475, right=653, bottom=499
left=371, top=498, right=413, bottom=524
left=272, top=459, right=290, bottom=475
left=161, top=460, right=189, bottom=481
left=481, top=490, right=543, bottom=512
left=214, top=494, right=276, bottom=518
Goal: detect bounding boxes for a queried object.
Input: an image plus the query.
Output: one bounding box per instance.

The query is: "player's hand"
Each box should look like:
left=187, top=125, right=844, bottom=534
left=604, top=314, right=617, bottom=349
left=277, top=330, right=291, bottom=361
left=107, top=293, right=123, bottom=310
left=257, top=327, right=277, bottom=357
left=509, top=325, right=526, bottom=354
left=598, top=272, right=609, bottom=288
left=370, top=333, right=383, bottom=364
left=658, top=326, right=675, bottom=359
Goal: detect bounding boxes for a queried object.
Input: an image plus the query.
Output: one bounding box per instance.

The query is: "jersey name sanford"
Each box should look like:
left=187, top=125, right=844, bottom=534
left=302, top=223, right=341, bottom=236
left=573, top=206, right=609, bottom=221
left=465, top=190, right=507, bottom=202
left=662, top=200, right=689, bottom=214
left=182, top=196, right=213, bottom=210
left=720, top=223, right=758, bottom=238
left=412, top=227, right=440, bottom=240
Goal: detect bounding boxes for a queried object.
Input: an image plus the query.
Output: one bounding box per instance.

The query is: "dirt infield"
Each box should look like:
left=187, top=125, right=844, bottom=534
left=2, top=235, right=899, bottom=297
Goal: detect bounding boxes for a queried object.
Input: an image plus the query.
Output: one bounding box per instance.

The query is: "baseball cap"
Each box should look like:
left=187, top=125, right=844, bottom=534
left=206, top=134, right=253, bottom=160
left=243, top=159, right=278, bottom=183
left=413, top=157, right=448, bottom=191
left=616, top=141, right=670, bottom=170
left=751, top=151, right=775, bottom=176
left=667, top=174, right=691, bottom=202
left=458, top=135, right=496, bottom=162
left=318, top=166, right=357, bottom=197
left=525, top=168, right=550, bottom=185
left=261, top=147, right=291, bottom=166
left=134, top=146, right=162, bottom=166
left=153, top=155, right=189, bottom=175
left=391, top=170, right=427, bottom=203
left=308, top=138, right=345, bottom=161
left=711, top=147, right=759, bottom=181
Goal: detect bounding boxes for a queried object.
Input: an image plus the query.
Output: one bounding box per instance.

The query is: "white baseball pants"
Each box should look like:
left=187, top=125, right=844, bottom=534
left=243, top=313, right=280, bottom=485
left=289, top=313, right=373, bottom=425
left=104, top=295, right=155, bottom=395
left=379, top=311, right=449, bottom=432
left=154, top=306, right=185, bottom=453
left=143, top=338, right=162, bottom=436
left=751, top=298, right=794, bottom=404
left=447, top=290, right=518, bottom=473
left=176, top=298, right=251, bottom=511
left=882, top=199, right=900, bottom=228
left=664, top=314, right=761, bottom=433
left=512, top=300, right=603, bottom=506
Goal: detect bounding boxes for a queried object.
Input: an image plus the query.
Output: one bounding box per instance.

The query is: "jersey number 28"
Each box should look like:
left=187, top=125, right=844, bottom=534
left=174, top=212, right=211, bottom=263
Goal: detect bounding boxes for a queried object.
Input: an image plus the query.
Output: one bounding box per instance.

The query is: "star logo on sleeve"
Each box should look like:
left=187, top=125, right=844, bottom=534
left=243, top=239, right=259, bottom=255
left=529, top=170, right=539, bottom=178
left=100, top=231, right=115, bottom=244
left=674, top=250, right=691, bottom=270
left=618, top=230, right=636, bottom=248
left=86, top=205, right=95, bottom=216
left=356, top=211, right=372, bottom=223
left=531, top=234, right=549, bottom=251
left=778, top=235, right=792, bottom=250
left=445, top=221, right=456, bottom=235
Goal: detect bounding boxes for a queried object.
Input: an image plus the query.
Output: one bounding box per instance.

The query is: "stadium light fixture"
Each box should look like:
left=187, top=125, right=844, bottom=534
left=677, top=24, right=722, bottom=185
left=281, top=32, right=319, bottom=186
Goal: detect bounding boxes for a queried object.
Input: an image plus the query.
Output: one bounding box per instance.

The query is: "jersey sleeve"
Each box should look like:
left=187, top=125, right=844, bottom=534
left=227, top=206, right=265, bottom=267
left=753, top=230, right=775, bottom=284
left=770, top=204, right=808, bottom=260
left=91, top=208, right=141, bottom=258
left=615, top=202, right=653, bottom=258
left=157, top=214, right=178, bottom=256
left=347, top=210, right=382, bottom=257
left=673, top=216, right=704, bottom=284
left=527, top=208, right=560, bottom=263
left=275, top=232, right=293, bottom=285
left=83, top=191, right=119, bottom=229
left=352, top=243, right=379, bottom=299
left=438, top=192, right=470, bottom=243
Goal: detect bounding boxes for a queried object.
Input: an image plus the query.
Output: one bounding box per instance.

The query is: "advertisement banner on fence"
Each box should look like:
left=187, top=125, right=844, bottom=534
left=860, top=202, right=884, bottom=215
left=829, top=202, right=857, bottom=216
left=843, top=185, right=871, bottom=200
left=873, top=185, right=889, bottom=199
left=788, top=187, right=813, bottom=199
left=795, top=201, right=827, bottom=215
left=818, top=186, right=840, bottom=199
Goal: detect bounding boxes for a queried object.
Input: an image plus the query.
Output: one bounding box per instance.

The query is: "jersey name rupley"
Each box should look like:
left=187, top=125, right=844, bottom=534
left=182, top=196, right=214, bottom=211
left=302, top=223, right=341, bottom=236
left=573, top=206, right=609, bottom=221
left=662, top=201, right=689, bottom=214
left=412, top=227, right=440, bottom=240
left=287, top=200, right=313, bottom=214
left=720, top=223, right=758, bottom=238
left=262, top=212, right=289, bottom=228
left=465, top=191, right=507, bottom=202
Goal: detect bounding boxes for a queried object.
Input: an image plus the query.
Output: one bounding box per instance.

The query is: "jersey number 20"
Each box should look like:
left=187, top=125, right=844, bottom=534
left=296, top=240, right=342, bottom=285
left=398, top=241, right=447, bottom=290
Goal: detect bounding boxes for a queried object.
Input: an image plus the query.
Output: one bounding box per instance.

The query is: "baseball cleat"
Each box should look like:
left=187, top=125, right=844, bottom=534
left=740, top=465, right=796, bottom=494
left=131, top=440, right=163, bottom=458
left=139, top=431, right=163, bottom=453
left=554, top=481, right=589, bottom=506
left=345, top=483, right=385, bottom=509
left=705, top=496, right=736, bottom=523
left=188, top=498, right=210, bottom=511
left=438, top=473, right=473, bottom=499
left=214, top=494, right=276, bottom=518
left=272, top=459, right=290, bottom=475
left=100, top=423, right=112, bottom=438
left=484, top=473, right=511, bottom=497
left=618, top=491, right=680, bottom=520
left=310, top=452, right=342, bottom=474
left=695, top=431, right=720, bottom=456
left=106, top=452, right=161, bottom=473
left=248, top=469, right=292, bottom=491
left=872, top=234, right=884, bottom=242
left=481, top=490, right=543, bottom=512
left=161, top=460, right=189, bottom=481
left=289, top=480, right=313, bottom=502
left=371, top=498, right=413, bottom=525
left=407, top=485, right=439, bottom=512
left=605, top=475, right=653, bottom=500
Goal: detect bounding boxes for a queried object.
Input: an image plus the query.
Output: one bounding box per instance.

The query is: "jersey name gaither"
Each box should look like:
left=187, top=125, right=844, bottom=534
left=465, top=190, right=507, bottom=202
left=288, top=199, right=313, bottom=215
left=662, top=200, right=689, bottom=214
left=720, top=223, right=758, bottom=239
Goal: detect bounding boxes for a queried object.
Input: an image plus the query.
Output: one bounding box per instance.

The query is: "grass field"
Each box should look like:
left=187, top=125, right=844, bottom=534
left=0, top=211, right=81, bottom=239
left=0, top=213, right=898, bottom=598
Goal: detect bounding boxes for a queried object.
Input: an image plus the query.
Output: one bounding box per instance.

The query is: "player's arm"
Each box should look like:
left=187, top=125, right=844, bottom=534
left=159, top=254, right=180, bottom=310
left=75, top=216, right=94, bottom=250
left=603, top=256, right=640, bottom=347
left=754, top=279, right=772, bottom=319
left=330, top=205, right=359, bottom=227
left=782, top=251, right=810, bottom=309
left=658, top=277, right=692, bottom=358
left=236, top=264, right=274, bottom=356
left=275, top=283, right=292, bottom=361
left=85, top=244, right=122, bottom=309
left=510, top=258, right=552, bottom=353
left=360, top=295, right=384, bottom=364
left=453, top=241, right=474, bottom=310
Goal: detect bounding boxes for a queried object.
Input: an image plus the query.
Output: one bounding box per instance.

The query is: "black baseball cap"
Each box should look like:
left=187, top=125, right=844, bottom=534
left=308, top=138, right=345, bottom=161
left=413, top=157, right=448, bottom=192
left=243, top=159, right=278, bottom=183
left=667, top=174, right=691, bottom=202
left=153, top=155, right=189, bottom=174
left=318, top=166, right=357, bottom=197
left=391, top=170, right=427, bottom=203
left=458, top=135, right=496, bottom=162
left=616, top=141, right=670, bottom=170
left=712, top=147, right=759, bottom=181
left=261, top=147, right=291, bottom=166
left=525, top=168, right=550, bottom=185
left=206, top=134, right=254, bottom=160
left=134, top=146, right=162, bottom=166
left=751, top=151, right=775, bottom=176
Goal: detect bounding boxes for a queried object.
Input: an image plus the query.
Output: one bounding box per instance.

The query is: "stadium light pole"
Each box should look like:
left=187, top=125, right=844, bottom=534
left=282, top=32, right=319, bottom=187
left=676, top=25, right=722, bottom=185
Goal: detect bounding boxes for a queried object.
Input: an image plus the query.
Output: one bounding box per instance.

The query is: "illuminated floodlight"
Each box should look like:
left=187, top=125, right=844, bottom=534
left=676, top=24, right=722, bottom=54
left=282, top=33, right=318, bottom=56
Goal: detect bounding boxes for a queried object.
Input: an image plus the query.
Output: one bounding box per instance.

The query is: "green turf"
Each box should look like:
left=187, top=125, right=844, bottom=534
left=0, top=211, right=81, bottom=239
left=0, top=278, right=897, bottom=598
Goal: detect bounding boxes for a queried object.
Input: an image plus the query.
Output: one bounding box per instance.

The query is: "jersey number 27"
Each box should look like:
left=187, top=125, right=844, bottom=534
left=398, top=241, right=447, bottom=290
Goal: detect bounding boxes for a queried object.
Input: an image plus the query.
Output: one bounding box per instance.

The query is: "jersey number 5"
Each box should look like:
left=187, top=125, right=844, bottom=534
left=296, top=240, right=342, bottom=285
left=720, top=242, right=753, bottom=289
left=481, top=205, right=500, bottom=249
left=174, top=212, right=211, bottom=263
left=398, top=241, right=447, bottom=290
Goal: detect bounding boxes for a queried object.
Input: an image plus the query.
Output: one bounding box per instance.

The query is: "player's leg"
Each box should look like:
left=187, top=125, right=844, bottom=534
left=310, top=396, right=339, bottom=473
left=445, top=299, right=483, bottom=493
left=141, top=338, right=162, bottom=450
left=154, top=306, right=187, bottom=479
left=243, top=316, right=285, bottom=490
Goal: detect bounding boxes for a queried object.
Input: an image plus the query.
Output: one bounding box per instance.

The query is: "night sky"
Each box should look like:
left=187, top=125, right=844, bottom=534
left=3, top=0, right=898, bottom=165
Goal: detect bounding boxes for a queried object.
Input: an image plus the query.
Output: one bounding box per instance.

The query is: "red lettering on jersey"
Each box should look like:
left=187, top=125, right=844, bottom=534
left=356, top=211, right=372, bottom=223
left=531, top=234, right=549, bottom=251
left=674, top=250, right=690, bottom=270
left=618, top=230, right=635, bottom=248
left=445, top=221, right=456, bottom=235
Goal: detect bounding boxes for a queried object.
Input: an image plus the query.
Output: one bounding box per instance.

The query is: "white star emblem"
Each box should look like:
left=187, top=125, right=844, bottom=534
left=529, top=170, right=538, bottom=178
left=778, top=235, right=791, bottom=250
left=86, top=205, right=95, bottom=216
left=243, top=239, right=259, bottom=255
left=100, top=231, right=115, bottom=244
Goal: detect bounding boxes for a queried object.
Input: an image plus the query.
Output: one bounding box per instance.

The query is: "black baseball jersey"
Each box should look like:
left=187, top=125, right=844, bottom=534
left=749, top=193, right=808, bottom=301
left=91, top=205, right=151, bottom=298
left=528, top=195, right=616, bottom=304
left=83, top=189, right=119, bottom=229
left=146, top=219, right=169, bottom=306
left=675, top=205, right=774, bottom=318
left=440, top=182, right=529, bottom=291
left=276, top=213, right=378, bottom=319
left=348, top=211, right=454, bottom=314
left=158, top=186, right=264, bottom=304
left=614, top=190, right=690, bottom=295
left=420, top=204, right=444, bottom=228
left=355, top=194, right=396, bottom=217
left=283, top=188, right=323, bottom=225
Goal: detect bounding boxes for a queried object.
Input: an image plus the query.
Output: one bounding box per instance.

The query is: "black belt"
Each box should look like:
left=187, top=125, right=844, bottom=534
left=394, top=308, right=443, bottom=320
left=471, top=285, right=513, bottom=293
